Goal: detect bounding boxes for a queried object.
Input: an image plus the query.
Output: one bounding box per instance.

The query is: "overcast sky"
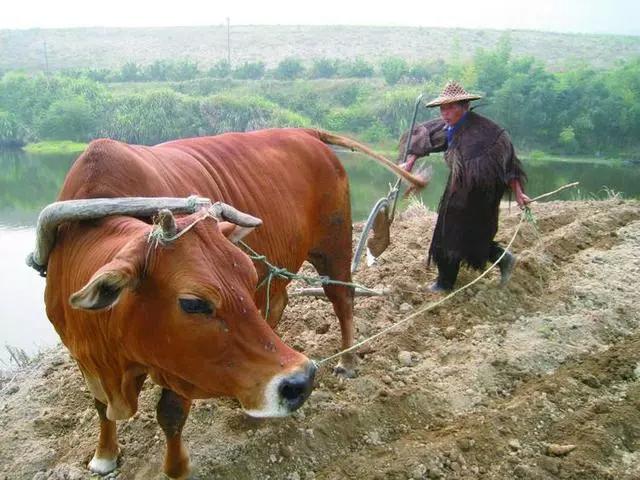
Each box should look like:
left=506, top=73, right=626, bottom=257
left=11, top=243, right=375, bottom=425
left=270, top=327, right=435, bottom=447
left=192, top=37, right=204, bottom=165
left=2, top=0, right=639, bottom=35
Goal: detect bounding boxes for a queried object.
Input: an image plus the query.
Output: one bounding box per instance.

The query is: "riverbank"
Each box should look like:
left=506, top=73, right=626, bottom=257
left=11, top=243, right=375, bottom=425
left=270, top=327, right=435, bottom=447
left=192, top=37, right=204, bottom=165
left=1, top=198, right=640, bottom=479
left=22, top=141, right=88, bottom=156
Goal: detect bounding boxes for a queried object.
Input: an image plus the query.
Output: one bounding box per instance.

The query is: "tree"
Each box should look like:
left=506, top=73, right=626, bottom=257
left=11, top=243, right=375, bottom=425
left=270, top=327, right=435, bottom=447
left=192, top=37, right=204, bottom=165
left=0, top=110, right=27, bottom=146
left=37, top=96, right=98, bottom=142
left=473, top=40, right=512, bottom=97
left=380, top=57, right=408, bottom=85
left=338, top=58, right=374, bottom=78
left=208, top=60, right=232, bottom=78
left=119, top=62, right=141, bottom=82
left=167, top=59, right=199, bottom=81
left=308, top=58, right=338, bottom=79
left=143, top=60, right=171, bottom=81
left=273, top=58, right=305, bottom=80
left=232, top=62, right=266, bottom=80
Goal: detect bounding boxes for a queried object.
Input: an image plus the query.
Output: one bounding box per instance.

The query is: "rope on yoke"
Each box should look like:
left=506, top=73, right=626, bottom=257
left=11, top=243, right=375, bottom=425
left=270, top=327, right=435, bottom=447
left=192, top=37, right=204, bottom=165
left=315, top=181, right=580, bottom=368
left=237, top=240, right=379, bottom=320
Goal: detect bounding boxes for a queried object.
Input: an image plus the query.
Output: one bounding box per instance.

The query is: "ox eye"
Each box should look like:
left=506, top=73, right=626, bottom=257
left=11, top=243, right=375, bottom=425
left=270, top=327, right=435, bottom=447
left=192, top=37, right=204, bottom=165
left=179, top=298, right=214, bottom=315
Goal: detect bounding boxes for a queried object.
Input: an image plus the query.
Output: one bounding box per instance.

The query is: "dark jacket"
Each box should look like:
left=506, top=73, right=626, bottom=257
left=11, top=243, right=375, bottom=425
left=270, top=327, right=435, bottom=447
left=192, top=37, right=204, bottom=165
left=428, top=111, right=526, bottom=269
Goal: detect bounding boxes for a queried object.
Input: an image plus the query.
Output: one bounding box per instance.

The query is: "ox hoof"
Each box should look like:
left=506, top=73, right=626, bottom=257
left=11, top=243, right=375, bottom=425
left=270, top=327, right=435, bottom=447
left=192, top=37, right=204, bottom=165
left=88, top=455, right=118, bottom=475
left=333, top=363, right=357, bottom=379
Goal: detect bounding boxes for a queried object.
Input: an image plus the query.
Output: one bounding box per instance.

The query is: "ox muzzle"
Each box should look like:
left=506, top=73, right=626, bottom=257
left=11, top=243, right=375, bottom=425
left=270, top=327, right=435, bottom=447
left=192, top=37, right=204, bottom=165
left=244, top=361, right=316, bottom=418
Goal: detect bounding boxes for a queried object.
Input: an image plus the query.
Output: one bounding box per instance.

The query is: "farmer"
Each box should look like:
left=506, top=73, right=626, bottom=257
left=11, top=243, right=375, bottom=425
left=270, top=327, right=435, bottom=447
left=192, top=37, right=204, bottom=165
left=402, top=81, right=530, bottom=292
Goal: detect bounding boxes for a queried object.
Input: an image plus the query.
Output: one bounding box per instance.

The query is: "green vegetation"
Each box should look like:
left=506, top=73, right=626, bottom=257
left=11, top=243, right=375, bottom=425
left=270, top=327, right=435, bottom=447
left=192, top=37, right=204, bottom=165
left=1, top=40, right=639, bottom=161
left=22, top=141, right=88, bottom=155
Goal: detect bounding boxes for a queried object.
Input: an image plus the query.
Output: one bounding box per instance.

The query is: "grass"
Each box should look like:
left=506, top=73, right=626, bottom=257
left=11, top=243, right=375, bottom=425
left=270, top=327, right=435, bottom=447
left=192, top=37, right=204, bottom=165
left=570, top=186, right=625, bottom=202
left=522, top=151, right=625, bottom=166
left=23, top=141, right=87, bottom=155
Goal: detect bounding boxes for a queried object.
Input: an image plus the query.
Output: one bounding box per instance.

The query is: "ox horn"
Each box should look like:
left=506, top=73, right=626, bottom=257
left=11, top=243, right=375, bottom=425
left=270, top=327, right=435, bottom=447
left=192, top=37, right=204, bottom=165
left=26, top=195, right=211, bottom=276
left=209, top=202, right=263, bottom=228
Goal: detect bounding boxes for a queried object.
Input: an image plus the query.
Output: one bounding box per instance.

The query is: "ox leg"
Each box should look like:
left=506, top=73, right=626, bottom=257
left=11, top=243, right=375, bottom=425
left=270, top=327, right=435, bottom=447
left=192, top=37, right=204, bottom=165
left=88, top=399, right=119, bottom=474
left=308, top=249, right=357, bottom=378
left=157, top=388, right=192, bottom=480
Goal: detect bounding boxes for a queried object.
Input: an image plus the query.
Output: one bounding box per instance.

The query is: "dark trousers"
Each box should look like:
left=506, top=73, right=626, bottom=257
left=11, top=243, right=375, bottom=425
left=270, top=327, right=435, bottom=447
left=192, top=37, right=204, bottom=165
left=435, top=242, right=506, bottom=290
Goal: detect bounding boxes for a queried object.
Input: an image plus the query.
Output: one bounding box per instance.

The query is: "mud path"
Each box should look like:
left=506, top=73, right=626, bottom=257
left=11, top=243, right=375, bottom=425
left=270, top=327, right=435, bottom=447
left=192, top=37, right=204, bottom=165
left=1, top=199, right=639, bottom=480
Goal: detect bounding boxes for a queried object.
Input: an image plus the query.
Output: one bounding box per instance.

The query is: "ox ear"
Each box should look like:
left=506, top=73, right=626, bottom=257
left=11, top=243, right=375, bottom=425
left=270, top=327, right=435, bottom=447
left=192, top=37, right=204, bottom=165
left=218, top=221, right=256, bottom=244
left=69, top=268, right=134, bottom=311
left=69, top=240, right=143, bottom=311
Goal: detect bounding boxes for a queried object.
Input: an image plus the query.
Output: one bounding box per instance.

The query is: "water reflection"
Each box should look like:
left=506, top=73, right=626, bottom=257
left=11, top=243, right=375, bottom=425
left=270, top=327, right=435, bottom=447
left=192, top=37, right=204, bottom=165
left=0, top=149, right=76, bottom=226
left=0, top=147, right=638, bottom=363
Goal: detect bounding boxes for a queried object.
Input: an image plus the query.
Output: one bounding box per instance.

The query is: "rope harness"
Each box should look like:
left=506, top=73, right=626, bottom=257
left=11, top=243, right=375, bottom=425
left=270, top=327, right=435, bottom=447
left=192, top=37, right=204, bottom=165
left=237, top=240, right=378, bottom=320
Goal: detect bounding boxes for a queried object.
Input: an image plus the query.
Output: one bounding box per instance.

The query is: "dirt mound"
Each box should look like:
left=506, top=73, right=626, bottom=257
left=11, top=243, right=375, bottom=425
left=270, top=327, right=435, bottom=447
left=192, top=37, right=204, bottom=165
left=2, top=199, right=640, bottom=480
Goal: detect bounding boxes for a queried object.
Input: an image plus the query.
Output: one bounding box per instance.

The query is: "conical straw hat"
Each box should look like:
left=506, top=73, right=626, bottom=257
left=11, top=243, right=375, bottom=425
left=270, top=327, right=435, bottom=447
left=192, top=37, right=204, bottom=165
left=425, top=80, right=482, bottom=108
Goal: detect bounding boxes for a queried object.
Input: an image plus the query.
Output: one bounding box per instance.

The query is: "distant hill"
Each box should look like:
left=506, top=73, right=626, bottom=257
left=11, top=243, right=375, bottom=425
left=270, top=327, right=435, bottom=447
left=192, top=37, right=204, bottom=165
left=1, top=25, right=639, bottom=73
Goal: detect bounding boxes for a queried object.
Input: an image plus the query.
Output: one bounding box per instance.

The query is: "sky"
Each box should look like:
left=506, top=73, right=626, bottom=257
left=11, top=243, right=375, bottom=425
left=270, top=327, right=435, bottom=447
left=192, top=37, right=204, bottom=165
left=1, top=0, right=639, bottom=36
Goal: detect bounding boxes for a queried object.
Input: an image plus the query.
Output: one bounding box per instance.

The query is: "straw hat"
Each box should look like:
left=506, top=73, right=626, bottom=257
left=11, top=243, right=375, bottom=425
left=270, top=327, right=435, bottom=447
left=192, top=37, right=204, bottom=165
left=424, top=81, right=482, bottom=108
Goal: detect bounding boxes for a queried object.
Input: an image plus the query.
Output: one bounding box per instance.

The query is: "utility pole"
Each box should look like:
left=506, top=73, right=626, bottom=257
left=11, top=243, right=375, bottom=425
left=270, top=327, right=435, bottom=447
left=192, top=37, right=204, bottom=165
left=226, top=17, right=231, bottom=66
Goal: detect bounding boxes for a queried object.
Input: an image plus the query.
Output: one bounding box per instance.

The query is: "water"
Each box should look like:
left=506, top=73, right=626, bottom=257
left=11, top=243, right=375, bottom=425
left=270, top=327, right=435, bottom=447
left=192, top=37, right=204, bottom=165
left=0, top=150, right=76, bottom=366
left=1, top=147, right=639, bottom=364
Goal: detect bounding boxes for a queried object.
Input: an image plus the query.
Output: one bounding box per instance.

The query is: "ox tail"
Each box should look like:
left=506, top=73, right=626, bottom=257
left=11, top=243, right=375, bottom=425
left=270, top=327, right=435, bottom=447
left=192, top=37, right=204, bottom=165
left=302, top=129, right=428, bottom=188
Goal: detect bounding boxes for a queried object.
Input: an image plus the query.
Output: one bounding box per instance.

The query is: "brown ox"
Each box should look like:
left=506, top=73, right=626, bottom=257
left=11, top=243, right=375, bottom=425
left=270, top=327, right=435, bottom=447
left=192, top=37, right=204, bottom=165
left=29, top=128, right=425, bottom=479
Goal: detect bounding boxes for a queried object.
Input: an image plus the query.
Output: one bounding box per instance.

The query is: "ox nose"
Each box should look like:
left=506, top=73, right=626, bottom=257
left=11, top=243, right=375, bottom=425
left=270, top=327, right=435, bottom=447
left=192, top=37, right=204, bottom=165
left=278, top=361, right=316, bottom=412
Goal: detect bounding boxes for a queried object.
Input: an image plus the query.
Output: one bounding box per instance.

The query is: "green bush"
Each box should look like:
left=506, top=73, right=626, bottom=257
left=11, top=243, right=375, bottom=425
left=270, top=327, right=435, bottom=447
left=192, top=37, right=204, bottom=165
left=260, top=82, right=326, bottom=123
left=273, top=58, right=305, bottom=80
left=330, top=82, right=364, bottom=107
left=338, top=58, right=374, bottom=78
left=368, top=87, right=422, bottom=135
left=103, top=89, right=203, bottom=144
left=360, top=123, right=391, bottom=143
left=85, top=68, right=113, bottom=82
left=208, top=60, right=232, bottom=78
left=143, top=60, right=171, bottom=81
left=232, top=62, right=266, bottom=80
left=324, top=106, right=370, bottom=133
left=119, top=62, right=142, bottom=82
left=36, top=96, right=98, bottom=142
left=407, top=60, right=447, bottom=83
left=167, top=59, right=199, bottom=81
left=199, top=93, right=309, bottom=134
left=309, top=58, right=338, bottom=79
left=380, top=57, right=409, bottom=85
left=0, top=110, right=28, bottom=146
left=528, top=150, right=547, bottom=161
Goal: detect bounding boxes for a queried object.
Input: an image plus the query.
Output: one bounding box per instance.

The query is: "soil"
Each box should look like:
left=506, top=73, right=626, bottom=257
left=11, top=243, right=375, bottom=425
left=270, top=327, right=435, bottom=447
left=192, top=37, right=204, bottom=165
left=1, top=199, right=640, bottom=480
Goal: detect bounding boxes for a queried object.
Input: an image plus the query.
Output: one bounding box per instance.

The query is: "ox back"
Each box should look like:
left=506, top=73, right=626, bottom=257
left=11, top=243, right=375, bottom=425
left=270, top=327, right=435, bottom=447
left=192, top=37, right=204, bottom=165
left=56, top=127, right=353, bottom=328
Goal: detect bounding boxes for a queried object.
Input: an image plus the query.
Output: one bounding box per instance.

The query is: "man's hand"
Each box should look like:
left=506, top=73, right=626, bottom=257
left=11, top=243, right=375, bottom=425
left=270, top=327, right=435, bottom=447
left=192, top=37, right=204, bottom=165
left=516, top=192, right=532, bottom=208
left=509, top=179, right=531, bottom=209
left=399, top=154, right=418, bottom=172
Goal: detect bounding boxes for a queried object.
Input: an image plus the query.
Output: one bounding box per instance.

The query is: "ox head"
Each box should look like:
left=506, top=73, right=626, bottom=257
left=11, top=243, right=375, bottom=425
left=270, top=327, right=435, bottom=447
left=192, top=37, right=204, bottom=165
left=31, top=198, right=315, bottom=417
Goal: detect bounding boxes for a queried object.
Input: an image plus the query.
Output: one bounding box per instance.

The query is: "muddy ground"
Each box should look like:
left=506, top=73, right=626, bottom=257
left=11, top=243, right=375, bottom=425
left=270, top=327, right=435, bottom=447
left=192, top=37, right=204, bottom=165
left=1, top=199, right=640, bottom=480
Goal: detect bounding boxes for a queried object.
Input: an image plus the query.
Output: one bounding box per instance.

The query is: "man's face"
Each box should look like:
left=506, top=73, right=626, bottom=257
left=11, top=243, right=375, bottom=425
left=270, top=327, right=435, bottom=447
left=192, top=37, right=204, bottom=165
left=440, top=102, right=467, bottom=127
